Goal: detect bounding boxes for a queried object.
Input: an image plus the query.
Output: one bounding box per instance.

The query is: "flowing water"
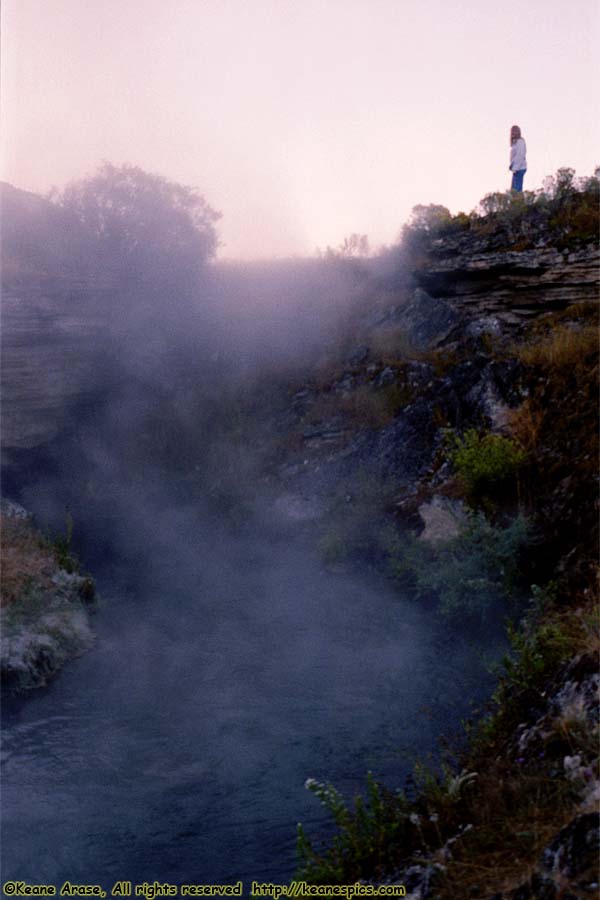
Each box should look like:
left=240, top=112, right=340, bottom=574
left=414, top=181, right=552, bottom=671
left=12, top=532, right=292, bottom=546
left=1, top=359, right=501, bottom=891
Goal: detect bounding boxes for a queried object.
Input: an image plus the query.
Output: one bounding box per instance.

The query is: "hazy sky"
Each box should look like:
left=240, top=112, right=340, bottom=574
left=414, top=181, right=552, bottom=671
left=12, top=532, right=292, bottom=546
left=2, top=0, right=598, bottom=259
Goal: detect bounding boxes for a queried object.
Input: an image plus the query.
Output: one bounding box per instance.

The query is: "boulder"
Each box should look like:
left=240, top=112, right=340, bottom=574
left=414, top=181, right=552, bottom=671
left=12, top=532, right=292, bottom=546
left=391, top=288, right=461, bottom=351
left=418, top=496, right=467, bottom=544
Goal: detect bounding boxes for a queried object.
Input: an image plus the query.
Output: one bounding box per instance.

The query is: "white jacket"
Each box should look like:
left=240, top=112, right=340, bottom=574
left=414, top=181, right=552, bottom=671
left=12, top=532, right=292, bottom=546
left=510, top=137, right=527, bottom=172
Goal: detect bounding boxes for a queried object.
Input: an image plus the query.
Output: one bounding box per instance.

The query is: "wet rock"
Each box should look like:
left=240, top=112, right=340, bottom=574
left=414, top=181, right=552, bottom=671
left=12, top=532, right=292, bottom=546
left=367, top=396, right=441, bottom=481
left=447, top=357, right=524, bottom=431
left=51, top=569, right=96, bottom=604
left=302, top=417, right=348, bottom=444
left=516, top=653, right=599, bottom=762
left=365, top=303, right=402, bottom=329
left=399, top=862, right=446, bottom=898
left=291, top=388, right=316, bottom=407
left=1, top=606, right=95, bottom=694
left=466, top=371, right=512, bottom=431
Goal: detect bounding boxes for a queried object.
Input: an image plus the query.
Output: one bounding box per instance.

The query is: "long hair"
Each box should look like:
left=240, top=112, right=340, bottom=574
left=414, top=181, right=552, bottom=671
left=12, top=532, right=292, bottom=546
left=510, top=124, right=522, bottom=144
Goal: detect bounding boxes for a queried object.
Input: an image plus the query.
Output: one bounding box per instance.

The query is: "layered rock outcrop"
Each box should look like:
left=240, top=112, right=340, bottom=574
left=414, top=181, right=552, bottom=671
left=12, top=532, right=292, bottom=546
left=1, top=183, right=109, bottom=456
left=412, top=239, right=599, bottom=325
left=1, top=280, right=106, bottom=454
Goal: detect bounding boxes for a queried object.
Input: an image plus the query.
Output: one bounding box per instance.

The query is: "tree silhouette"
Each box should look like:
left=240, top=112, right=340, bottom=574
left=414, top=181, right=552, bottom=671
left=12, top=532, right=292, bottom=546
left=53, top=163, right=221, bottom=290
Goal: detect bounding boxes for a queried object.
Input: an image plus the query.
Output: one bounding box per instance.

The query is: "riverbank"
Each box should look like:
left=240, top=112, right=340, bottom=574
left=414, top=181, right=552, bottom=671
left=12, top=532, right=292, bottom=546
left=1, top=498, right=95, bottom=692
left=278, top=185, right=599, bottom=898
left=281, top=308, right=599, bottom=896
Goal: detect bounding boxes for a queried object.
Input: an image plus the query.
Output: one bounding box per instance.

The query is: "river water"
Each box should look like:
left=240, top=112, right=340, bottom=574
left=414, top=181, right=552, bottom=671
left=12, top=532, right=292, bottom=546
left=1, top=508, right=497, bottom=888
left=1, top=414, right=500, bottom=890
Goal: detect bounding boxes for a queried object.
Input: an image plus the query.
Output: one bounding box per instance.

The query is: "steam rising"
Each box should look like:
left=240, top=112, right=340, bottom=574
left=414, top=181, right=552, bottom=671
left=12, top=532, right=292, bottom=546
left=1, top=188, right=499, bottom=886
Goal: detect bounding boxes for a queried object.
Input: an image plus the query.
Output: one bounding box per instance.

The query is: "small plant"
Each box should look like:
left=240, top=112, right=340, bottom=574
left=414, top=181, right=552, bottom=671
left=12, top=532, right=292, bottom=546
left=502, top=619, right=571, bottom=694
left=447, top=428, right=526, bottom=500
left=388, top=512, right=531, bottom=623
left=48, top=513, right=79, bottom=574
left=472, top=583, right=592, bottom=752
left=296, top=774, right=414, bottom=882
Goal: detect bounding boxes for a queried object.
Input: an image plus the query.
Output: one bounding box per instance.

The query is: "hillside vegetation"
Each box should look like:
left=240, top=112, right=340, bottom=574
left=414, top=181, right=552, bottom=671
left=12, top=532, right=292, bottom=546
left=277, top=173, right=599, bottom=898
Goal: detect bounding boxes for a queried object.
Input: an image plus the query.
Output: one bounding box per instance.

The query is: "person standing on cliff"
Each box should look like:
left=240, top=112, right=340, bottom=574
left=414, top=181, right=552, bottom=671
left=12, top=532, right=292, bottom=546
left=509, top=125, right=527, bottom=192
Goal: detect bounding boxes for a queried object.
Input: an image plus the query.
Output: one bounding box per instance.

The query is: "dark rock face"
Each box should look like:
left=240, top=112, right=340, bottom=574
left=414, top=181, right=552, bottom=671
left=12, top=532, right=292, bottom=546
left=513, top=653, right=600, bottom=773
left=354, top=397, right=439, bottom=485
left=276, top=344, right=526, bottom=514
left=0, top=182, right=112, bottom=456
left=387, top=287, right=462, bottom=350
left=363, top=355, right=523, bottom=481
left=1, top=286, right=106, bottom=455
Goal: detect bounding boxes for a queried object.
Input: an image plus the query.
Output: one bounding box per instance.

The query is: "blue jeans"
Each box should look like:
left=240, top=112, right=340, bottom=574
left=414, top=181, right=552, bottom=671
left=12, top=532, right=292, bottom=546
left=511, top=169, right=526, bottom=192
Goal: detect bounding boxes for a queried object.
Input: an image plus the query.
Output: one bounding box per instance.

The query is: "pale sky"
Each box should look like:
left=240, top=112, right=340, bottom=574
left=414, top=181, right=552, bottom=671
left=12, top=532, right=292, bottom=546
left=2, top=0, right=599, bottom=259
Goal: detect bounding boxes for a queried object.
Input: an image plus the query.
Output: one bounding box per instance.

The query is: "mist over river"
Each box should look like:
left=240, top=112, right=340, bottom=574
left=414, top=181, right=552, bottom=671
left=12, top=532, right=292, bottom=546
left=1, top=474, right=500, bottom=887
left=1, top=262, right=502, bottom=890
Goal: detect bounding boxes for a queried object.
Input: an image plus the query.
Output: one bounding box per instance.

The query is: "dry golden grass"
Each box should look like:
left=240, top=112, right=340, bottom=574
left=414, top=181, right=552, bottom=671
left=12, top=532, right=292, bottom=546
left=445, top=805, right=581, bottom=900
left=507, top=397, right=545, bottom=454
left=507, top=313, right=599, bottom=530
left=516, top=321, right=598, bottom=371
left=305, top=382, right=411, bottom=432
left=0, top=512, right=56, bottom=607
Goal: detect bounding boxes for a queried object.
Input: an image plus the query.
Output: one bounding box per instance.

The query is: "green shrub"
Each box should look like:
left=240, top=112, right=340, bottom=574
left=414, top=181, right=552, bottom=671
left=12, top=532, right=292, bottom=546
left=472, top=582, right=585, bottom=748
left=388, top=512, right=531, bottom=622
left=448, top=428, right=526, bottom=499
left=399, top=167, right=599, bottom=255
left=296, top=773, right=414, bottom=882
left=502, top=618, right=571, bottom=694
left=497, top=582, right=571, bottom=696
left=296, top=768, right=474, bottom=883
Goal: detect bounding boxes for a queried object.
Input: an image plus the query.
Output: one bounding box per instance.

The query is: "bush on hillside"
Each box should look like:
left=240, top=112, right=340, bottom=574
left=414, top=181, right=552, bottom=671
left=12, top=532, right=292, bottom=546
left=388, top=512, right=531, bottom=623
left=448, top=428, right=526, bottom=500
